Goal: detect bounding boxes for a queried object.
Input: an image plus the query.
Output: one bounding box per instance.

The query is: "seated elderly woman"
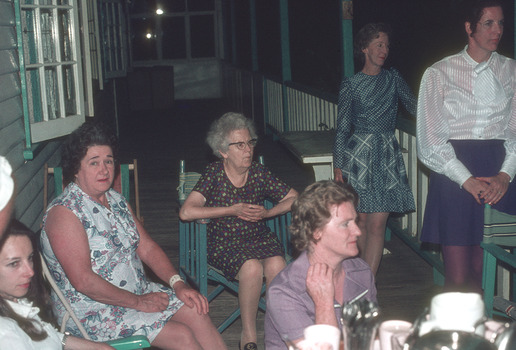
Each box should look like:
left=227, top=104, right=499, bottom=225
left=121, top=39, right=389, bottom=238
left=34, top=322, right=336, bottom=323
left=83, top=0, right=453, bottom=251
left=179, top=112, right=298, bottom=350
left=0, top=220, right=114, bottom=349
left=264, top=180, right=377, bottom=350
left=40, top=123, right=227, bottom=350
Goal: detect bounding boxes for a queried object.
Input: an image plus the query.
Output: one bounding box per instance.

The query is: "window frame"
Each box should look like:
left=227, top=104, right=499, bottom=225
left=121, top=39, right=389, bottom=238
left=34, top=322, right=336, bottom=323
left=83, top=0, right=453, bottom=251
left=16, top=0, right=85, bottom=159
left=129, top=0, right=219, bottom=64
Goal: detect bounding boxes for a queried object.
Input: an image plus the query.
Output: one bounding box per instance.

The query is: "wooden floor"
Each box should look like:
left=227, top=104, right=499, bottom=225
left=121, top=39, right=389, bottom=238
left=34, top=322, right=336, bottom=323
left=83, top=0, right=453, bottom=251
left=117, top=99, right=442, bottom=349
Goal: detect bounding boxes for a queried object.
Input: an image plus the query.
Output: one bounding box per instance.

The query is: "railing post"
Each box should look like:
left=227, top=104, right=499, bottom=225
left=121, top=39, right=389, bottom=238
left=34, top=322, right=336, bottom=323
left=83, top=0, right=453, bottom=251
left=340, top=0, right=354, bottom=78
left=279, top=0, right=291, bottom=132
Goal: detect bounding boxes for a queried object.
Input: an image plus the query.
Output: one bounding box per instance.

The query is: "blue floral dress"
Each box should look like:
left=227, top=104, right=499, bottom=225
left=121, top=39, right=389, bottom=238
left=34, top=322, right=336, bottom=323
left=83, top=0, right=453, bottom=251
left=193, top=161, right=291, bottom=279
left=40, top=182, right=183, bottom=342
left=333, top=68, right=416, bottom=213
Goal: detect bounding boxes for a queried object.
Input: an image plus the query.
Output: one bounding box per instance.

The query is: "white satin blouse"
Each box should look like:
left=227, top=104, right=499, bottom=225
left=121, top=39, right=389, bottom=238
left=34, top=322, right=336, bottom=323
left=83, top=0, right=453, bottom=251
left=417, top=47, right=516, bottom=186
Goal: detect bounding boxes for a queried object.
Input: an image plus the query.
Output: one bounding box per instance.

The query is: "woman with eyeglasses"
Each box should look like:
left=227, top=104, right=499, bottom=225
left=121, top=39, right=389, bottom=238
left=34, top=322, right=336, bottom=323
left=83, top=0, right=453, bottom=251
left=180, top=112, right=298, bottom=350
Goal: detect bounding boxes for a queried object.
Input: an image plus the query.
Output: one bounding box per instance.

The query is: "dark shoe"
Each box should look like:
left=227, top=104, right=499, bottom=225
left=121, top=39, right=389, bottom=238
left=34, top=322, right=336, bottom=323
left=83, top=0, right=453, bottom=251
left=242, top=342, right=258, bottom=350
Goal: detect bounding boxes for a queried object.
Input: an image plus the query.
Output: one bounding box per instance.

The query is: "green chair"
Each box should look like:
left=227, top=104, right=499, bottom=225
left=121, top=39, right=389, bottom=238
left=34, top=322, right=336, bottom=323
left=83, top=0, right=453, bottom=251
left=481, top=204, right=516, bottom=319
left=178, top=157, right=292, bottom=332
left=42, top=160, right=150, bottom=349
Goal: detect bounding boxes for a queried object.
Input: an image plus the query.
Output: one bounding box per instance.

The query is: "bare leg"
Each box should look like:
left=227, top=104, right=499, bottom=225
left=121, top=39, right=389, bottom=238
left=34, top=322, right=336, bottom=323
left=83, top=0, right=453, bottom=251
left=152, top=305, right=227, bottom=350
left=357, top=212, right=389, bottom=275
left=236, top=259, right=264, bottom=349
left=263, top=255, right=286, bottom=289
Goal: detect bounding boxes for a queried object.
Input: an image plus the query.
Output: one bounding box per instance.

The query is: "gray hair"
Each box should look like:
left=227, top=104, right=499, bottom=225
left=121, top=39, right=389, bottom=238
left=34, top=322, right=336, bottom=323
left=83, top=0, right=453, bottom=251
left=206, top=112, right=258, bottom=158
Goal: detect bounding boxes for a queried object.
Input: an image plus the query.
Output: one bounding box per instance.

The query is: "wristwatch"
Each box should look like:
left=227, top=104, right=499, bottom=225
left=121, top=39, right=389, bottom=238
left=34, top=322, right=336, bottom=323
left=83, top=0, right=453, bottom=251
left=169, top=274, right=185, bottom=289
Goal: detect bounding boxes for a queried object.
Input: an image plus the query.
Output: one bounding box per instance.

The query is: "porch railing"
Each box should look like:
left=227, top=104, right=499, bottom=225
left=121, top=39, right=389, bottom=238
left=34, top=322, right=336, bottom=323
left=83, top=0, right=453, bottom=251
left=223, top=63, right=444, bottom=283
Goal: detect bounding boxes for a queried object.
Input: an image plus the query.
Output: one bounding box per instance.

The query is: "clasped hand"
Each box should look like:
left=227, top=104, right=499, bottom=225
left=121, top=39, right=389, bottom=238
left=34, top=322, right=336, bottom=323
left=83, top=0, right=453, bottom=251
left=233, top=202, right=267, bottom=222
left=463, top=172, right=510, bottom=205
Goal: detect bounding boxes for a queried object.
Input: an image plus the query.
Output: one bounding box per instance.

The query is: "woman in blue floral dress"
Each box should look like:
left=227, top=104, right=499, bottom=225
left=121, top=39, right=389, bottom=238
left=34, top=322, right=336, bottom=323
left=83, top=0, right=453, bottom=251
left=180, top=113, right=298, bottom=350
left=40, top=123, right=227, bottom=350
left=333, top=23, right=416, bottom=274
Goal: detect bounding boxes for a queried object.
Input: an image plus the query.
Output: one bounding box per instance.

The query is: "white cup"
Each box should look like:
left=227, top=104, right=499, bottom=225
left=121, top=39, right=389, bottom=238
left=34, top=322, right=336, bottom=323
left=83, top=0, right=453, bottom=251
left=303, top=324, right=341, bottom=350
left=419, top=292, right=485, bottom=336
left=379, top=320, right=412, bottom=350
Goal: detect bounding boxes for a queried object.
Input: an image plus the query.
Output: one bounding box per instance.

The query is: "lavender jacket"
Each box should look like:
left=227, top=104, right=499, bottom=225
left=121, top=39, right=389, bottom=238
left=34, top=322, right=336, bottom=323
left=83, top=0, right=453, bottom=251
left=264, top=251, right=377, bottom=349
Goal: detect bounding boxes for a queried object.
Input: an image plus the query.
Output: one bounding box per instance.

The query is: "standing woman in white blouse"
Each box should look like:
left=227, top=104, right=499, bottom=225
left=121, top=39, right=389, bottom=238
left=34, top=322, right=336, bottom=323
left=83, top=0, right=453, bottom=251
left=0, top=220, right=113, bottom=349
left=417, top=0, right=516, bottom=292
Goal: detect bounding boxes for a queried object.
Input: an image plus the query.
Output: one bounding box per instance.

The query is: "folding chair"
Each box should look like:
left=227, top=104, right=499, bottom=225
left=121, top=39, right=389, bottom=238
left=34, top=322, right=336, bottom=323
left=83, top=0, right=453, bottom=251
left=40, top=255, right=151, bottom=349
left=481, top=204, right=516, bottom=318
left=43, top=160, right=142, bottom=223
left=178, top=157, right=292, bottom=333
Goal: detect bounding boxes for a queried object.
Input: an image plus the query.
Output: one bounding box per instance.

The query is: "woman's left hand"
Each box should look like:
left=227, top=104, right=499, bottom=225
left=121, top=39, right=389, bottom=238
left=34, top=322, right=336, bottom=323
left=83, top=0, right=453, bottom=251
left=173, top=282, right=209, bottom=315
left=476, top=172, right=511, bottom=205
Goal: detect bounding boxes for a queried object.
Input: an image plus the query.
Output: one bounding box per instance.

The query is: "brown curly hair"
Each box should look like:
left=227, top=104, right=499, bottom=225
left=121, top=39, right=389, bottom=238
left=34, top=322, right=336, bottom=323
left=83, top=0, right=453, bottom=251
left=290, top=180, right=358, bottom=252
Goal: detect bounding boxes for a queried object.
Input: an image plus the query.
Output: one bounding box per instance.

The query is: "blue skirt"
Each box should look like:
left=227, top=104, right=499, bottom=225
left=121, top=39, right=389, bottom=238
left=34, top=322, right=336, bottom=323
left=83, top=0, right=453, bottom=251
left=421, top=139, right=516, bottom=246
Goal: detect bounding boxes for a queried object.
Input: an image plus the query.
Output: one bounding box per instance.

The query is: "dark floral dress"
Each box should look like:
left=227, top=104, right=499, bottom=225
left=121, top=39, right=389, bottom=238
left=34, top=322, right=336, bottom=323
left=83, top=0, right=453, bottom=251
left=193, top=161, right=291, bottom=279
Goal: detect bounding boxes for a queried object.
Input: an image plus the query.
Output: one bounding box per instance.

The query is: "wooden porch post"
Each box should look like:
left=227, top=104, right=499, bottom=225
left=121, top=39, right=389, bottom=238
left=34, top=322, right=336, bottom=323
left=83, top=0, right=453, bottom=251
left=230, top=0, right=237, bottom=65
left=280, top=0, right=291, bottom=132
left=340, top=0, right=354, bottom=78
left=250, top=0, right=258, bottom=72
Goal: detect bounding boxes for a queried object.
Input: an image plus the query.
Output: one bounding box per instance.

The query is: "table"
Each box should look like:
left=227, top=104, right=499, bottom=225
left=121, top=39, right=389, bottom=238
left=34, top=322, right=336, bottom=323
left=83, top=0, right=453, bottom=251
left=279, top=130, right=335, bottom=181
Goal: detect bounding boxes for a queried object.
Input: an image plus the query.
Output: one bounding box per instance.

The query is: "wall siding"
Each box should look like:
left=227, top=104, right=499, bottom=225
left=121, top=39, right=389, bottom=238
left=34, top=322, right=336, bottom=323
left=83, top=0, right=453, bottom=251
left=0, top=0, right=61, bottom=231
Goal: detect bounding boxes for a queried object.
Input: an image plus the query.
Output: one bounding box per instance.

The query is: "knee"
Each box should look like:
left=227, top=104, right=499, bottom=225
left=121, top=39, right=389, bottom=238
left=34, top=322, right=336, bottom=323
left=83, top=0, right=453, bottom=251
left=154, top=321, right=199, bottom=348
left=264, top=256, right=286, bottom=279
left=239, top=259, right=264, bottom=280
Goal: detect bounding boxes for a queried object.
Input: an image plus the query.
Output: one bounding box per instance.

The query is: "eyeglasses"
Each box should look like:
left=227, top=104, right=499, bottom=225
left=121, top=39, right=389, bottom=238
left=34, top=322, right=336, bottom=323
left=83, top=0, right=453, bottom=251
left=228, top=139, right=258, bottom=150
left=478, top=19, right=504, bottom=30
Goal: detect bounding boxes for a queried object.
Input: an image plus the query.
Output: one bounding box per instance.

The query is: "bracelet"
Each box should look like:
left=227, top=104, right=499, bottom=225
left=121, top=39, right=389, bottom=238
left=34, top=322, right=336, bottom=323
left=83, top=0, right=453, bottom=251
left=61, top=331, right=70, bottom=349
left=169, top=274, right=184, bottom=289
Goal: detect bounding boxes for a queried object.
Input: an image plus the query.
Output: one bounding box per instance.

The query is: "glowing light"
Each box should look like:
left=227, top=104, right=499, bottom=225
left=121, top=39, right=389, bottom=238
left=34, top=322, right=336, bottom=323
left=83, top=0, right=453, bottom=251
left=146, top=33, right=152, bottom=39
left=156, top=8, right=164, bottom=15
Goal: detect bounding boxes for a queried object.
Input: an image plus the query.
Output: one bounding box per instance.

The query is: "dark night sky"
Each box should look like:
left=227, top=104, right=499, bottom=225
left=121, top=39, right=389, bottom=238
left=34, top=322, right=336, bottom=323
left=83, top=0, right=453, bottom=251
left=234, top=0, right=515, bottom=95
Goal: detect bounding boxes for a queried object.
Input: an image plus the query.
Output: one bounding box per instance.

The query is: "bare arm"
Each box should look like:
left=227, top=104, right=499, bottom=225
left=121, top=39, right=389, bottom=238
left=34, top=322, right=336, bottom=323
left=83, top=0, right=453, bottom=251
left=180, top=188, right=297, bottom=221
left=306, top=263, right=338, bottom=327
left=179, top=190, right=235, bottom=221
left=132, top=205, right=209, bottom=314
left=65, top=336, right=114, bottom=350
left=45, top=206, right=168, bottom=313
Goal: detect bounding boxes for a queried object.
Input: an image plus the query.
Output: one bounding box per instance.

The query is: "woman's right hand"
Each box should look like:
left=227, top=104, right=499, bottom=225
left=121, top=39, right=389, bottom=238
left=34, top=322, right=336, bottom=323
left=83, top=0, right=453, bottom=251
left=134, top=292, right=169, bottom=312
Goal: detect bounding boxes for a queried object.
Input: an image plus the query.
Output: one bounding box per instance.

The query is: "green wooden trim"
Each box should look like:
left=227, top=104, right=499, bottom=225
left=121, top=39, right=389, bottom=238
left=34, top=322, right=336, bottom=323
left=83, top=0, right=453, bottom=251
left=262, top=76, right=271, bottom=135
left=281, top=84, right=290, bottom=132
left=250, top=0, right=258, bottom=71
left=14, top=0, right=35, bottom=160
left=120, top=163, right=130, bottom=201
left=340, top=0, right=354, bottom=78
left=54, top=167, right=63, bottom=195
left=279, top=0, right=291, bottom=82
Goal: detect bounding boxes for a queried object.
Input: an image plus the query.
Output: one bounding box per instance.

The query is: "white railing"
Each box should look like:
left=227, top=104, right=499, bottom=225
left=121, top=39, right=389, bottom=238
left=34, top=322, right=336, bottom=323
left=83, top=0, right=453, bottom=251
left=223, top=64, right=442, bottom=278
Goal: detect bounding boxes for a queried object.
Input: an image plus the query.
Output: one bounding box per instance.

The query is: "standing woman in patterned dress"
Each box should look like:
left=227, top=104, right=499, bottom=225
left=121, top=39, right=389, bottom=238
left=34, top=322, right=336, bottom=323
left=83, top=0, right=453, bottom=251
left=180, top=112, right=298, bottom=350
left=333, top=23, right=416, bottom=275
